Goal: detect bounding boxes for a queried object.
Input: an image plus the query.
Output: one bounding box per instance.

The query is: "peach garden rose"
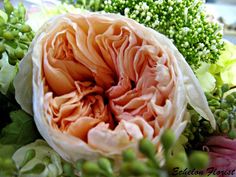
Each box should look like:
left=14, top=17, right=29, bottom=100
left=14, top=12, right=215, bottom=162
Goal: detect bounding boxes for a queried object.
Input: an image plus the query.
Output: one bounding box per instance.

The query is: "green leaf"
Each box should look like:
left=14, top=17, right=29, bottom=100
left=0, top=144, right=17, bottom=158
left=13, top=140, right=63, bottom=177
left=0, top=52, right=18, bottom=95
left=0, top=110, right=40, bottom=146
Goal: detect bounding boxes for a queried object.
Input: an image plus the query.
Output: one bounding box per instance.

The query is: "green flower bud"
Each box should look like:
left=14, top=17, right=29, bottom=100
left=220, top=120, right=230, bottom=133
left=82, top=161, right=102, bottom=175
left=4, top=0, right=14, bottom=15
left=98, top=158, right=112, bottom=174
left=219, top=111, right=229, bottom=119
left=122, top=149, right=136, bottom=162
left=18, top=3, right=26, bottom=18
left=228, top=129, right=236, bottom=139
left=3, top=31, right=14, bottom=40
left=139, top=138, right=156, bottom=158
left=161, top=129, right=175, bottom=152
left=189, top=151, right=209, bottom=170
left=225, top=95, right=234, bottom=105
left=20, top=149, right=36, bottom=168
left=19, top=25, right=32, bottom=33
left=14, top=47, right=24, bottom=59
left=210, top=106, right=215, bottom=113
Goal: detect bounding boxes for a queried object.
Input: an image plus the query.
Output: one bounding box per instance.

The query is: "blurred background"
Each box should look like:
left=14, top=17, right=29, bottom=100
left=206, top=0, right=236, bottom=43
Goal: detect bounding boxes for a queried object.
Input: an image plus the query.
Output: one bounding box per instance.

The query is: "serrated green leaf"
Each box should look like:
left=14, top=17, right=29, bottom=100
left=0, top=110, right=40, bottom=146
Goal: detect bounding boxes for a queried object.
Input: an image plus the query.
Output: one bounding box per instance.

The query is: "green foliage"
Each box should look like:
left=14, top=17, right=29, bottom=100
left=0, top=110, right=40, bottom=146
left=0, top=0, right=34, bottom=66
left=102, top=0, right=224, bottom=70
left=184, top=84, right=236, bottom=149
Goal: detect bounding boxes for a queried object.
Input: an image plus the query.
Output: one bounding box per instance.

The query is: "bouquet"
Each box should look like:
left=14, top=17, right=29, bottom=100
left=0, top=0, right=236, bottom=177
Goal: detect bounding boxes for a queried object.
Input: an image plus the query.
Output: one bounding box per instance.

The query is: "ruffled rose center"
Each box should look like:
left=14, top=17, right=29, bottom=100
left=43, top=15, right=176, bottom=151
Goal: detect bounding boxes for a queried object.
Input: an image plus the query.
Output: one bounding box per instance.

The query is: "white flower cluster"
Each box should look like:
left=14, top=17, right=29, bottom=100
left=103, top=0, right=224, bottom=69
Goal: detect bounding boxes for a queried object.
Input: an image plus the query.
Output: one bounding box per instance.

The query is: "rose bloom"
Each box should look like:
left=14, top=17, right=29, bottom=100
left=204, top=136, right=236, bottom=177
left=14, top=13, right=215, bottom=162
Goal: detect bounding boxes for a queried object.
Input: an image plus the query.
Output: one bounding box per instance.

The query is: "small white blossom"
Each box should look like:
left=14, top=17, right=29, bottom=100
left=124, top=8, right=130, bottom=16
left=142, top=2, right=149, bottom=10
left=146, top=16, right=151, bottom=21
left=155, top=0, right=163, bottom=5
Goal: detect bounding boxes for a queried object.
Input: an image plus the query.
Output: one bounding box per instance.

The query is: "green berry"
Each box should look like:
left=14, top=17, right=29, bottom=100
left=220, top=120, right=230, bottom=133
left=98, top=158, right=112, bottom=174
left=122, top=149, right=136, bottom=162
left=161, top=130, right=175, bottom=152
left=82, top=162, right=101, bottom=175
left=228, top=129, right=236, bottom=139
left=189, top=151, right=209, bottom=170
left=139, top=138, right=156, bottom=158
left=20, top=25, right=32, bottom=33
left=4, top=0, right=14, bottom=15
left=3, top=31, right=14, bottom=40
left=15, top=47, right=24, bottom=59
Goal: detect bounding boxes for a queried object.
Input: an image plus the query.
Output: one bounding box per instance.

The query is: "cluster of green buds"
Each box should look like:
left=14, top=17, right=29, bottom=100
left=77, top=130, right=211, bottom=177
left=184, top=84, right=236, bottom=149
left=4, top=131, right=212, bottom=177
left=61, top=0, right=103, bottom=11
left=0, top=0, right=34, bottom=65
left=102, top=0, right=224, bottom=70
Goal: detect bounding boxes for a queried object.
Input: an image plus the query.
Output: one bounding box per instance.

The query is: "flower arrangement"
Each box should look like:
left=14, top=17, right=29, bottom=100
left=0, top=0, right=235, bottom=177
